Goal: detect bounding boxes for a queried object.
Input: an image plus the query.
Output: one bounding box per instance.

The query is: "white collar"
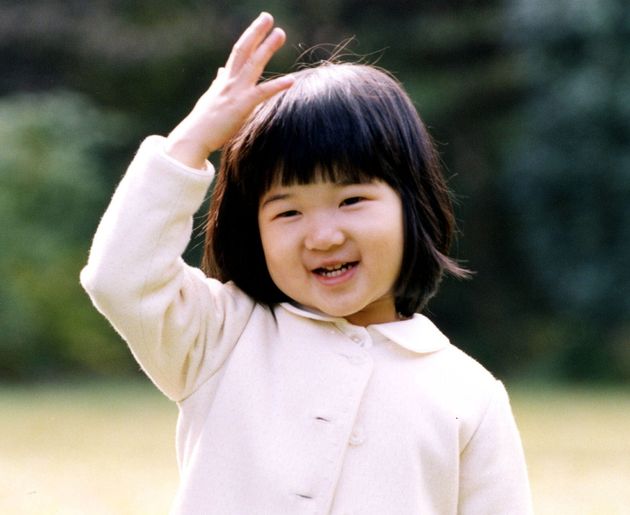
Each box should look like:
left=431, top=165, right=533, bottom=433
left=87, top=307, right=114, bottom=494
left=279, top=302, right=449, bottom=354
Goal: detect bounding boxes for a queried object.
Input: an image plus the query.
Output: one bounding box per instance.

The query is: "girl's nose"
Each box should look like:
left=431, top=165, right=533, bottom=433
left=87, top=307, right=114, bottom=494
left=304, top=218, right=345, bottom=251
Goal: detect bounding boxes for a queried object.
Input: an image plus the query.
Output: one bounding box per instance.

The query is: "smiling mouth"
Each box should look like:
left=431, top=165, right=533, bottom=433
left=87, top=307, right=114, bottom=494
left=313, top=262, right=358, bottom=278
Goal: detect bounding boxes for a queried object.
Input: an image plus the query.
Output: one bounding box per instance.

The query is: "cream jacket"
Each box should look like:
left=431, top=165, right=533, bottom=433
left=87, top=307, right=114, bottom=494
left=81, top=136, right=533, bottom=514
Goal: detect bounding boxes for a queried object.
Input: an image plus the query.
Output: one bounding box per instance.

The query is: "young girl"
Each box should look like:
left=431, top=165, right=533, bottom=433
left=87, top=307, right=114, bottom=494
left=81, top=12, right=532, bottom=514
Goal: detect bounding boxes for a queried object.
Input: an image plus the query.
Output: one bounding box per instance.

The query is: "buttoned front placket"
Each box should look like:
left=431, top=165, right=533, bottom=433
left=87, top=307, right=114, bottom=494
left=291, top=321, right=373, bottom=515
left=303, top=322, right=372, bottom=515
left=339, top=324, right=372, bottom=452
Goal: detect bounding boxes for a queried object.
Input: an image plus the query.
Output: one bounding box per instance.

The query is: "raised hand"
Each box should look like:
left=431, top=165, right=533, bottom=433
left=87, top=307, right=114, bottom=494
left=165, top=12, right=293, bottom=169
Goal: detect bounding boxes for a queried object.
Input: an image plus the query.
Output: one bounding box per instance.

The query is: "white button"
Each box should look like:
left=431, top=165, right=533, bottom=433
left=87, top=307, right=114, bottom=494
left=349, top=427, right=365, bottom=446
left=350, top=335, right=362, bottom=343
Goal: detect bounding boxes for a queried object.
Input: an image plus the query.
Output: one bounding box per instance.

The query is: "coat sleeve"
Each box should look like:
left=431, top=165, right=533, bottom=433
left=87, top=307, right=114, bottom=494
left=458, top=381, right=533, bottom=514
left=80, top=136, right=255, bottom=401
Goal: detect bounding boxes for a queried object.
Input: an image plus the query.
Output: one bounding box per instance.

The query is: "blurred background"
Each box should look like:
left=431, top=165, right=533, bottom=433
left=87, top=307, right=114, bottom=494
left=1, top=0, right=629, bottom=513
left=1, top=0, right=628, bottom=383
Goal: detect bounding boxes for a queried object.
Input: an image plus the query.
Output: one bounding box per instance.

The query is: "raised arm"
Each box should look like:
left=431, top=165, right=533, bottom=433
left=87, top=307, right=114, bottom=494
left=81, top=13, right=292, bottom=400
left=165, top=12, right=294, bottom=169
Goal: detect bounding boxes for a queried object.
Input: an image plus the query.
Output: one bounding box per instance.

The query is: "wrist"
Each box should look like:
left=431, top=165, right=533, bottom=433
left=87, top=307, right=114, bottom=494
left=164, top=133, right=211, bottom=170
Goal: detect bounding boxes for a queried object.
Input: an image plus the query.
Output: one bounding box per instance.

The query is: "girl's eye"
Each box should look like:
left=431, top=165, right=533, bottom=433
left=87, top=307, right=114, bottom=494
left=276, top=210, right=300, bottom=219
left=340, top=197, right=364, bottom=207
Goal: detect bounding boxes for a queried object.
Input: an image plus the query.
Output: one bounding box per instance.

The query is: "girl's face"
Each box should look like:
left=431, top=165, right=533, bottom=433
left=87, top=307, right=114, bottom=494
left=258, top=179, right=404, bottom=326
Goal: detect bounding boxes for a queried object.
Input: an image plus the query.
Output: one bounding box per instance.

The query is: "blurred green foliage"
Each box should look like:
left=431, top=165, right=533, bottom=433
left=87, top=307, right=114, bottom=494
left=0, top=0, right=628, bottom=381
left=0, top=92, right=137, bottom=379
left=498, top=0, right=630, bottom=379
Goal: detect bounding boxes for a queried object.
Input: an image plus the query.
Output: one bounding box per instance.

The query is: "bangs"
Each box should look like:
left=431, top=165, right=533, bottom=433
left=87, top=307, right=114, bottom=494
left=226, top=64, right=415, bottom=202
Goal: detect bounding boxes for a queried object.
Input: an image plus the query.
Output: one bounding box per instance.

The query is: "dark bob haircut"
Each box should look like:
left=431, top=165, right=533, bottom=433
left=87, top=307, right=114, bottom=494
left=202, top=62, right=468, bottom=316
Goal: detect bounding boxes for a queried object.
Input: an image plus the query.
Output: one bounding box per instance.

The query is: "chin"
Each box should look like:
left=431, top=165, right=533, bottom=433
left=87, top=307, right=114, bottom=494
left=317, top=304, right=364, bottom=319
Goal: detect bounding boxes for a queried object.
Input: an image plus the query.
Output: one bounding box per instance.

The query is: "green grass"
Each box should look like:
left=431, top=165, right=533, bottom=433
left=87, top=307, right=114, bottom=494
left=1, top=381, right=629, bottom=514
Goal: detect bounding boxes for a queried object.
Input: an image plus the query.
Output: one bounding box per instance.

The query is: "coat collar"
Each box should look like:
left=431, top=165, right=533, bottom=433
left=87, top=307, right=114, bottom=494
left=279, top=302, right=449, bottom=354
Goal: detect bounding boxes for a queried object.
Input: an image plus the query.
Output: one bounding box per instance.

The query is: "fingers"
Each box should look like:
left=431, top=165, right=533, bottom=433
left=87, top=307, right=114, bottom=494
left=254, top=74, right=295, bottom=103
left=244, top=27, right=286, bottom=79
left=222, top=13, right=290, bottom=102
left=165, top=12, right=293, bottom=166
left=225, top=12, right=276, bottom=74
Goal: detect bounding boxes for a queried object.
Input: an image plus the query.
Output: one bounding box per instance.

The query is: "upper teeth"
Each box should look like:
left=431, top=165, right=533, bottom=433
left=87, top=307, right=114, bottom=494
left=320, top=263, right=350, bottom=277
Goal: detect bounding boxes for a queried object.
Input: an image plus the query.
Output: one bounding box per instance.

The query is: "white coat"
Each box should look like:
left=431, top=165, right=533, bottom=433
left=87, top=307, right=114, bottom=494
left=81, top=136, right=533, bottom=514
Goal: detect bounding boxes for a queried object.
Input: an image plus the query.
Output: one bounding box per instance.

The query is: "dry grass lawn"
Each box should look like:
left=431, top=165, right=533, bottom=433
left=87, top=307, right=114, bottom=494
left=1, top=380, right=629, bottom=514
left=511, top=386, right=630, bottom=515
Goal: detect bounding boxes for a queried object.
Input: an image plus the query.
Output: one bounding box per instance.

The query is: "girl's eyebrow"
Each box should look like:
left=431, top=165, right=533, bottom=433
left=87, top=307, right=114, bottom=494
left=260, top=192, right=291, bottom=208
